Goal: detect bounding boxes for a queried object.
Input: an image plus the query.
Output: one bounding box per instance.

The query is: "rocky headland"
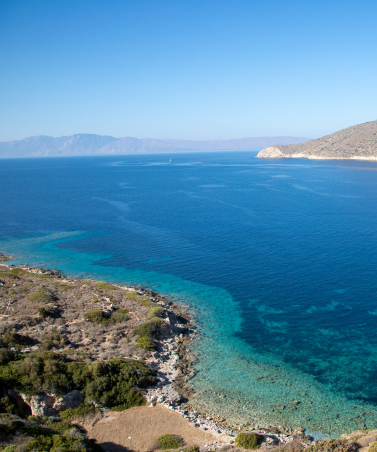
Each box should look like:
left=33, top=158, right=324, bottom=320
left=257, top=120, right=377, bottom=160
left=1, top=253, right=377, bottom=452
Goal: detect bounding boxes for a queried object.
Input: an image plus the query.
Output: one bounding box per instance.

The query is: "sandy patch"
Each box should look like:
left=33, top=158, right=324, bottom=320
left=86, top=405, right=233, bottom=452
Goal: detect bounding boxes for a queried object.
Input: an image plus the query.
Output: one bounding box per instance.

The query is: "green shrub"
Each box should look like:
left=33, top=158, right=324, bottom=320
left=111, top=312, right=129, bottom=323
left=0, top=272, right=18, bottom=279
left=36, top=274, right=53, bottom=279
left=37, top=306, right=59, bottom=319
left=40, top=328, right=67, bottom=350
left=306, top=439, right=359, bottom=452
left=96, top=282, right=116, bottom=290
left=181, top=446, right=200, bottom=452
left=0, top=395, right=19, bottom=415
left=125, top=291, right=138, bottom=299
left=135, top=336, right=156, bottom=351
left=147, top=306, right=164, bottom=320
left=8, top=289, right=15, bottom=295
left=10, top=268, right=30, bottom=276
left=29, top=293, right=54, bottom=303
left=133, top=320, right=160, bottom=338
left=138, top=296, right=154, bottom=307
left=0, top=349, right=14, bottom=365
left=0, top=331, right=34, bottom=350
left=133, top=320, right=161, bottom=351
left=235, top=432, right=263, bottom=449
left=59, top=284, right=74, bottom=290
left=85, top=309, right=129, bottom=324
left=84, top=310, right=109, bottom=324
left=59, top=404, right=98, bottom=420
left=156, top=434, right=183, bottom=450
left=0, top=353, right=157, bottom=410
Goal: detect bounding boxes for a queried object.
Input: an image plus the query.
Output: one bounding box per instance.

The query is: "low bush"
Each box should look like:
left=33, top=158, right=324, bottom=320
left=181, top=446, right=200, bottom=452
left=235, top=432, right=263, bottom=449
left=125, top=291, right=138, bottom=299
left=85, top=309, right=129, bottom=324
left=111, top=312, right=129, bottom=323
left=36, top=274, right=53, bottom=279
left=58, top=284, right=74, bottom=290
left=306, top=439, right=359, bottom=452
left=138, top=296, right=154, bottom=307
left=0, top=272, right=18, bottom=279
left=368, top=443, right=377, bottom=452
left=133, top=320, right=161, bottom=351
left=29, top=293, right=54, bottom=303
left=59, top=404, right=98, bottom=420
left=85, top=310, right=108, bottom=324
left=147, top=306, right=164, bottom=320
left=156, top=434, right=183, bottom=450
left=96, top=282, right=116, bottom=290
left=9, top=268, right=30, bottom=276
left=37, top=306, right=59, bottom=319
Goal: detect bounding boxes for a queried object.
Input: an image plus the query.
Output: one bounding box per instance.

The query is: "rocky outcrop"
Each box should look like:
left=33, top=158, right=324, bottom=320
left=257, top=120, right=377, bottom=161
left=53, top=389, right=85, bottom=411
left=20, top=393, right=58, bottom=417
left=19, top=390, right=85, bottom=417
left=256, top=147, right=285, bottom=158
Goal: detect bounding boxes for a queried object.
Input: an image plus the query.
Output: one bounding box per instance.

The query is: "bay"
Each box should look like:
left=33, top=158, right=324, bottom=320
left=1, top=151, right=377, bottom=435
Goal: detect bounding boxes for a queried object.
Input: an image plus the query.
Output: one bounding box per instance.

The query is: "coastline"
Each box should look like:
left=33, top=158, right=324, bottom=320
left=0, top=251, right=309, bottom=449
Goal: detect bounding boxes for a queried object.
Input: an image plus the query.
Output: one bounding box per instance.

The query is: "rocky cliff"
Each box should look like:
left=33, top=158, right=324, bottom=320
left=257, top=120, right=377, bottom=160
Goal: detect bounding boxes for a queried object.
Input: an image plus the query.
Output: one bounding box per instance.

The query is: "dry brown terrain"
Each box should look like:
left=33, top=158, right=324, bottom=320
left=82, top=405, right=233, bottom=452
left=257, top=120, right=377, bottom=160
left=0, top=261, right=175, bottom=362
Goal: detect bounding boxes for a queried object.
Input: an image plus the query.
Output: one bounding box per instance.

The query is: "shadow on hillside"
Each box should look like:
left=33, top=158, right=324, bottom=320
left=98, top=442, right=133, bottom=452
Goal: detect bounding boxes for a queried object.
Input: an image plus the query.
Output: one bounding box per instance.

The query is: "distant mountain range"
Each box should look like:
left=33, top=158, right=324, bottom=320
left=0, top=134, right=309, bottom=158
left=257, top=120, right=377, bottom=160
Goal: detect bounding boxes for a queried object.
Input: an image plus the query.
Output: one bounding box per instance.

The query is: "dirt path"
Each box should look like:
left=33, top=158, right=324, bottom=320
left=85, top=405, right=233, bottom=452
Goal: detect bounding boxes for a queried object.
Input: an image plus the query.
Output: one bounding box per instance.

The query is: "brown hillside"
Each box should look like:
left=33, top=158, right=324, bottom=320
left=257, top=120, right=377, bottom=160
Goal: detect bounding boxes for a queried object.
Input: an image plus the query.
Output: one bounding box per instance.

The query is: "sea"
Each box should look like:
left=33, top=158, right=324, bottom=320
left=1, top=151, right=377, bottom=437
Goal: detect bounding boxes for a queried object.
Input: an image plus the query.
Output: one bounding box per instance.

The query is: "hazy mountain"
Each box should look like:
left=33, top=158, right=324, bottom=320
left=257, top=120, right=377, bottom=160
left=0, top=134, right=309, bottom=158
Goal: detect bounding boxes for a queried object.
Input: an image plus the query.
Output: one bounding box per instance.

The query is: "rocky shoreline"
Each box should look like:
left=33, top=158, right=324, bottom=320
left=3, top=252, right=376, bottom=452
left=0, top=251, right=310, bottom=450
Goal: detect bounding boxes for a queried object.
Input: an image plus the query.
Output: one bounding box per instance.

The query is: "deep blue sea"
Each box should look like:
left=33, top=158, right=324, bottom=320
left=1, top=151, right=377, bottom=435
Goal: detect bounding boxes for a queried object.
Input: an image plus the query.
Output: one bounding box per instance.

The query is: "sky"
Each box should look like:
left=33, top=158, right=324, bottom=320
left=0, top=0, right=376, bottom=142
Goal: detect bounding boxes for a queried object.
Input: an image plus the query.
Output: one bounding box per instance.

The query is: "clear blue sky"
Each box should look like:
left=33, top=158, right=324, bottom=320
left=0, top=0, right=376, bottom=141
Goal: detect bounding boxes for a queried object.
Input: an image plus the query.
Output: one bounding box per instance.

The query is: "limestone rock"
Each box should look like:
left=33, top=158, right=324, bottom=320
left=257, top=147, right=285, bottom=158
left=21, top=393, right=58, bottom=417
left=53, top=389, right=85, bottom=411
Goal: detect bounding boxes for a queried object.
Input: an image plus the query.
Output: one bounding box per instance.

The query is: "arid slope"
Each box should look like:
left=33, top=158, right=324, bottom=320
left=257, top=120, right=377, bottom=160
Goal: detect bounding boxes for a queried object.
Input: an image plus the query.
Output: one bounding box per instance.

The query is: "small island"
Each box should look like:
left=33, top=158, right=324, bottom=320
left=257, top=120, right=377, bottom=160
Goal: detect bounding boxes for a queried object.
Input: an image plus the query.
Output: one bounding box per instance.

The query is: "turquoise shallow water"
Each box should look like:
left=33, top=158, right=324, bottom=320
left=1, top=152, right=377, bottom=435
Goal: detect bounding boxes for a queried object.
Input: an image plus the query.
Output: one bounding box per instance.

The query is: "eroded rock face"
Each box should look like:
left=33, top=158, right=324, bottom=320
left=20, top=389, right=85, bottom=416
left=53, top=389, right=85, bottom=411
left=257, top=147, right=285, bottom=158
left=21, top=393, right=59, bottom=417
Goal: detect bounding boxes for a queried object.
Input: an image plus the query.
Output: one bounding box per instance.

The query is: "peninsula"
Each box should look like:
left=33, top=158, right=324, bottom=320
left=257, top=120, right=377, bottom=160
